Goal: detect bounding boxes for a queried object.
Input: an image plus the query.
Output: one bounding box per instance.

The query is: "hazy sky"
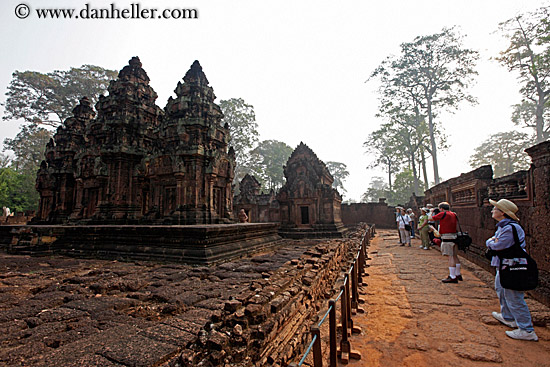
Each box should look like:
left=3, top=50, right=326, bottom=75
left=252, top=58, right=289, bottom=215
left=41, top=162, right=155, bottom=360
left=0, top=0, right=544, bottom=201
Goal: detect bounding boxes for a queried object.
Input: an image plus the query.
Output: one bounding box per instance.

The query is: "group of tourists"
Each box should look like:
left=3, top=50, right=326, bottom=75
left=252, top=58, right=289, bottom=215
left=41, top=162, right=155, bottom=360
left=395, top=199, right=538, bottom=341
left=394, top=207, right=416, bottom=246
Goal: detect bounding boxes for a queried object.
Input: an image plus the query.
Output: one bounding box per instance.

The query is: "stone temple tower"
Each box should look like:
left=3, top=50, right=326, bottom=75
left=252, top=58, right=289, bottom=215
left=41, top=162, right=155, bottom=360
left=154, top=60, right=235, bottom=224
left=35, top=57, right=235, bottom=224
left=276, top=142, right=345, bottom=238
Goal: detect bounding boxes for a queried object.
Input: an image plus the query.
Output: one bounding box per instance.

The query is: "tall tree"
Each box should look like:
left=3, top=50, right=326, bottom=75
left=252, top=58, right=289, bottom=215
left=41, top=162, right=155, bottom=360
left=497, top=6, right=550, bottom=142
left=3, top=65, right=117, bottom=127
left=364, top=128, right=402, bottom=190
left=3, top=124, right=52, bottom=174
left=219, top=98, right=259, bottom=183
left=0, top=167, right=40, bottom=212
left=326, top=161, right=349, bottom=196
left=361, top=176, right=389, bottom=203
left=370, top=27, right=479, bottom=184
left=469, top=130, right=531, bottom=177
left=248, top=140, right=293, bottom=192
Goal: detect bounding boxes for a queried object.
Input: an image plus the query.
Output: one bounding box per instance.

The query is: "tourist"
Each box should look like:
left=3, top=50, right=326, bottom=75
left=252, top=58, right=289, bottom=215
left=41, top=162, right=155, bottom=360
left=486, top=199, right=538, bottom=341
left=407, top=208, right=416, bottom=239
left=395, top=206, right=403, bottom=244
left=238, top=209, right=249, bottom=223
left=397, top=208, right=412, bottom=247
left=432, top=202, right=461, bottom=283
left=418, top=208, right=430, bottom=250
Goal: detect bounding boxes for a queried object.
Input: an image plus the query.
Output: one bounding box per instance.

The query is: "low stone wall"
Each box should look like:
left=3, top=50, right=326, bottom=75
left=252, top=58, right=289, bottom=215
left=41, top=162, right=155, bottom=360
left=424, top=141, right=550, bottom=307
left=183, top=228, right=365, bottom=366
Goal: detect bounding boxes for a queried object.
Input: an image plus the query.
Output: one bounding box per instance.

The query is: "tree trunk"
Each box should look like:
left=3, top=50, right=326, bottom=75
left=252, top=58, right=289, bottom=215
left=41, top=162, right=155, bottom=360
left=388, top=162, right=392, bottom=191
left=427, top=99, right=440, bottom=184
left=421, top=146, right=429, bottom=190
left=411, top=151, right=419, bottom=195
left=536, top=91, right=545, bottom=143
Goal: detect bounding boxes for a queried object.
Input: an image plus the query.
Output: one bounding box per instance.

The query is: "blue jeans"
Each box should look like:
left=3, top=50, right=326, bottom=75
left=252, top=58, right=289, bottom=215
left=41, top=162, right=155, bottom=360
left=495, top=271, right=534, bottom=332
left=410, top=221, right=415, bottom=237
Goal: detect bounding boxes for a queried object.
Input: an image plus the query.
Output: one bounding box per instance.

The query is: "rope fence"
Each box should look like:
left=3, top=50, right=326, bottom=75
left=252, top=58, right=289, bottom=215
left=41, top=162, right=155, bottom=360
left=289, top=224, right=375, bottom=367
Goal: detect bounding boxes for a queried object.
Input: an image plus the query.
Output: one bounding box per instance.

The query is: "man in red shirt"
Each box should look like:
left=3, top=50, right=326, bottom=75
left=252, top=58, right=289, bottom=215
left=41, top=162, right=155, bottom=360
left=432, top=202, right=461, bottom=283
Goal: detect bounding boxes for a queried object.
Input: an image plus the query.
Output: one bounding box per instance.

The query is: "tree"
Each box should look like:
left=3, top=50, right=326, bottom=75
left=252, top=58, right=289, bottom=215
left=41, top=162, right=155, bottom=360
left=511, top=101, right=550, bottom=136
left=3, top=124, right=52, bottom=174
left=0, top=167, right=39, bottom=212
left=361, top=176, right=389, bottom=203
left=370, top=27, right=479, bottom=184
left=0, top=153, right=11, bottom=169
left=219, top=98, right=259, bottom=183
left=248, top=140, right=293, bottom=192
left=364, top=128, right=402, bottom=190
left=391, top=169, right=422, bottom=206
left=3, top=65, right=117, bottom=127
left=326, top=161, right=349, bottom=196
left=497, top=6, right=550, bottom=142
left=469, top=130, right=531, bottom=177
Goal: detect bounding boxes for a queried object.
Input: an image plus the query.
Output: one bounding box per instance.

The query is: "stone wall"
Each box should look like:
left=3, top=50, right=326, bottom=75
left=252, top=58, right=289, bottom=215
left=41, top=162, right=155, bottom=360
left=180, top=229, right=365, bottom=366
left=424, top=141, right=550, bottom=306
left=341, top=199, right=396, bottom=228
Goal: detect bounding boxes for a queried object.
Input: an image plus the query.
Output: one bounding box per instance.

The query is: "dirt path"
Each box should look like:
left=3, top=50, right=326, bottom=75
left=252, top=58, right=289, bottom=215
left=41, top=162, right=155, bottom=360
left=346, top=230, right=550, bottom=367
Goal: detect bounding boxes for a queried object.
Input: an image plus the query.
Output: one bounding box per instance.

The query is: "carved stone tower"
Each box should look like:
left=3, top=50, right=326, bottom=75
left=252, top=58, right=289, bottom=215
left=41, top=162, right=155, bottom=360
left=276, top=142, right=345, bottom=238
left=35, top=57, right=234, bottom=224
left=155, top=60, right=235, bottom=224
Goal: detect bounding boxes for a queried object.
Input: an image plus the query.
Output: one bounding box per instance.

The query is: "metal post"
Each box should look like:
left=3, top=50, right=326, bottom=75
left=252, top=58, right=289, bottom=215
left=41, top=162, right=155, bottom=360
left=329, top=300, right=337, bottom=367
left=311, top=326, right=323, bottom=367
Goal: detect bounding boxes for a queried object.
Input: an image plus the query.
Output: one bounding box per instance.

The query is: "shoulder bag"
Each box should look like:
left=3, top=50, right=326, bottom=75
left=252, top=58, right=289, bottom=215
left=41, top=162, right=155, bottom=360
left=454, top=213, right=472, bottom=252
left=400, top=215, right=411, bottom=232
left=496, top=223, right=538, bottom=291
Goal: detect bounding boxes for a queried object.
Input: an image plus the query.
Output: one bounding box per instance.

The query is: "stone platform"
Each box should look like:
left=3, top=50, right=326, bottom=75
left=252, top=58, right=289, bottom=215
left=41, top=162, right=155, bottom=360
left=0, top=223, right=281, bottom=264
left=278, top=223, right=348, bottom=239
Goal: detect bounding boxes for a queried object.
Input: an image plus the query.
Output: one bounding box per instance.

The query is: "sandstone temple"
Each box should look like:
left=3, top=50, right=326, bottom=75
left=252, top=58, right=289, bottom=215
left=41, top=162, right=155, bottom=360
left=35, top=57, right=235, bottom=225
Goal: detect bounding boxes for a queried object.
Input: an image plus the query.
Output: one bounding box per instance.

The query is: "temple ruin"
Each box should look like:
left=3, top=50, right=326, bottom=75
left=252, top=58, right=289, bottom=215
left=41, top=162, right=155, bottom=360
left=35, top=57, right=235, bottom=225
left=15, top=57, right=280, bottom=264
left=277, top=143, right=346, bottom=238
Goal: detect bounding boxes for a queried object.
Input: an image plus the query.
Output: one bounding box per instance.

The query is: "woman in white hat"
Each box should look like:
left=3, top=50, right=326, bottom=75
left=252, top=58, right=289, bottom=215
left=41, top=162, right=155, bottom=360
left=486, top=198, right=537, bottom=341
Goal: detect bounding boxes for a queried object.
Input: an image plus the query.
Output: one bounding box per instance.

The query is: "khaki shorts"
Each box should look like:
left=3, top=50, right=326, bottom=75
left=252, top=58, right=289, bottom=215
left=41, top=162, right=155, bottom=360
left=440, top=233, right=457, bottom=256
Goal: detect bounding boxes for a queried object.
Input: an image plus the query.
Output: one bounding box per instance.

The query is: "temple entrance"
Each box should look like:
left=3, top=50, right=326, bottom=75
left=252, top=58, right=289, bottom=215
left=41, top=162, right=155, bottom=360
left=300, top=206, right=309, bottom=224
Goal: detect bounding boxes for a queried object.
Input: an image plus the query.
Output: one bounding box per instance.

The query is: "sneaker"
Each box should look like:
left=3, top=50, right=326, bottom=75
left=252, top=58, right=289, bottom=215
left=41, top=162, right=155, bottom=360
left=456, top=275, right=463, bottom=281
left=442, top=276, right=458, bottom=283
left=400, top=244, right=405, bottom=246
left=419, top=245, right=424, bottom=248
left=492, top=312, right=517, bottom=328
left=422, top=246, right=429, bottom=250
left=505, top=328, right=538, bottom=341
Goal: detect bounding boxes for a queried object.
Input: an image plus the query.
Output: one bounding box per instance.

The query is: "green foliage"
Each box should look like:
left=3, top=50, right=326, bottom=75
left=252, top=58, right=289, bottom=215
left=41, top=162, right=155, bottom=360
left=3, top=65, right=117, bottom=127
left=248, top=140, right=293, bottom=192
left=361, top=171, right=422, bottom=206
left=1, top=124, right=53, bottom=212
left=469, top=130, right=532, bottom=177
left=370, top=27, right=479, bottom=184
left=326, top=161, right=349, bottom=196
left=364, top=128, right=402, bottom=190
left=391, top=169, right=422, bottom=206
left=361, top=176, right=389, bottom=203
left=496, top=6, right=550, bottom=142
left=219, top=98, right=259, bottom=183
left=0, top=168, right=38, bottom=212
left=3, top=124, right=53, bottom=174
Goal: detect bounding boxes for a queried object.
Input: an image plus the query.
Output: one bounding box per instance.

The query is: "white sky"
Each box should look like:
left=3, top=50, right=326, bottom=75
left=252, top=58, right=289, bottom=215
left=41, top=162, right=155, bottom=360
left=0, top=0, right=544, bottom=201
